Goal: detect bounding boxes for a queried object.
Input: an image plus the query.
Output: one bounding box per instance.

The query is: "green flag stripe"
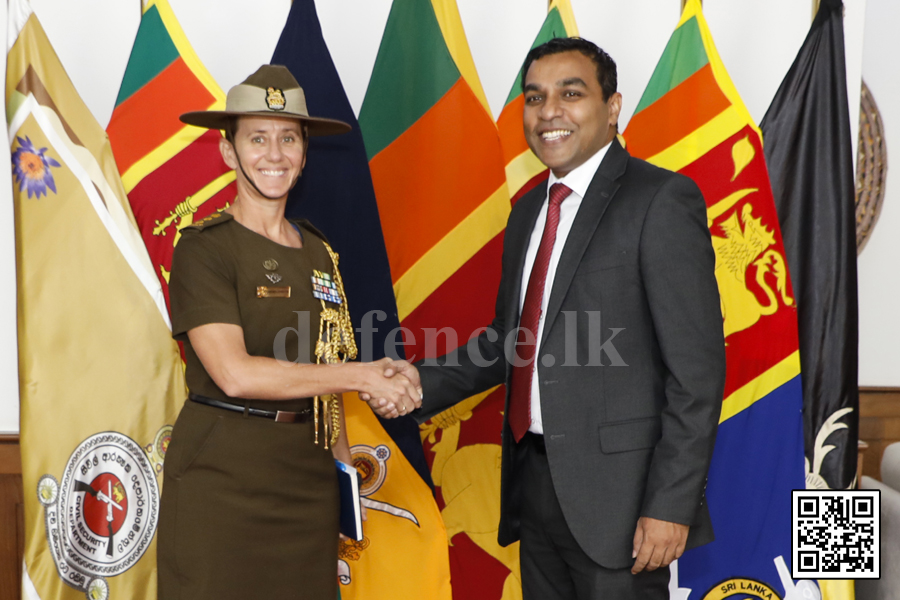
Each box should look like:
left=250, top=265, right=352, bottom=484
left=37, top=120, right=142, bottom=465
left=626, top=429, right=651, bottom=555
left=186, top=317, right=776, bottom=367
left=503, top=8, right=568, bottom=107
left=633, top=16, right=708, bottom=115
left=114, top=6, right=180, bottom=107
left=359, top=0, right=461, bottom=160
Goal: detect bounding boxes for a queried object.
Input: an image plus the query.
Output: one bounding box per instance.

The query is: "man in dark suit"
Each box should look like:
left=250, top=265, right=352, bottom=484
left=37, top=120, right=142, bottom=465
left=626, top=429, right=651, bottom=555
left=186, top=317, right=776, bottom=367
left=366, top=37, right=725, bottom=600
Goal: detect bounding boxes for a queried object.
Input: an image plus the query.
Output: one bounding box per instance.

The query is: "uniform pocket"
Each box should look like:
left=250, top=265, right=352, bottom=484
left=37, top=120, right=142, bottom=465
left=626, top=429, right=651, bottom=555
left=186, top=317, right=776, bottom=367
left=166, top=407, right=223, bottom=480
left=598, top=416, right=661, bottom=454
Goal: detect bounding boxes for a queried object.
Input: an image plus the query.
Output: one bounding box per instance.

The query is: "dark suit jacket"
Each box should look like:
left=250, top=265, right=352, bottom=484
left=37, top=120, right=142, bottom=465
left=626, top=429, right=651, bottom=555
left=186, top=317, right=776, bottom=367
left=415, top=139, right=726, bottom=569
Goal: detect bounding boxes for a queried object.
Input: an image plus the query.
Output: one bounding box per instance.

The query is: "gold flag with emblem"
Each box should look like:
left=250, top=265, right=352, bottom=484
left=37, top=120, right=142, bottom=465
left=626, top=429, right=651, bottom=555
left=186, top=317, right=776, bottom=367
left=340, top=393, right=451, bottom=599
left=7, top=1, right=186, bottom=598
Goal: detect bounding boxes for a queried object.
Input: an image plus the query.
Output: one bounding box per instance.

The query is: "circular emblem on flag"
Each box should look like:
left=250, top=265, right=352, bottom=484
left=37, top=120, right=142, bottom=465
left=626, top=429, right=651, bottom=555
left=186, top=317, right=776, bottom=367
left=54, top=432, right=160, bottom=579
left=144, top=424, right=173, bottom=475
left=702, top=578, right=781, bottom=600
left=154, top=426, right=171, bottom=458
left=37, top=474, right=59, bottom=506
left=352, top=444, right=390, bottom=497
left=86, top=577, right=110, bottom=600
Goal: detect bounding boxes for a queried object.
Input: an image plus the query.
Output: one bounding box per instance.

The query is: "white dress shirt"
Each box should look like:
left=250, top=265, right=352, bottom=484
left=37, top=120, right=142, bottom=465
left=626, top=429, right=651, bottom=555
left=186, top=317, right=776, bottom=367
left=518, top=142, right=611, bottom=434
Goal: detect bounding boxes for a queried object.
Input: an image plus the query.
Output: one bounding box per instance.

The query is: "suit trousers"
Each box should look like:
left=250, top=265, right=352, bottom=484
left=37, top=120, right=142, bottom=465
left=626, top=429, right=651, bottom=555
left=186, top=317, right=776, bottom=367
left=518, top=433, right=670, bottom=600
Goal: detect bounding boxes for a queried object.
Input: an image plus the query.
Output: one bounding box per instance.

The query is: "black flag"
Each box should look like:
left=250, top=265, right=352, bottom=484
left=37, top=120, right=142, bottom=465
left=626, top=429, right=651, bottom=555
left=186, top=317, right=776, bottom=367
left=271, top=0, right=432, bottom=486
left=760, top=0, right=858, bottom=489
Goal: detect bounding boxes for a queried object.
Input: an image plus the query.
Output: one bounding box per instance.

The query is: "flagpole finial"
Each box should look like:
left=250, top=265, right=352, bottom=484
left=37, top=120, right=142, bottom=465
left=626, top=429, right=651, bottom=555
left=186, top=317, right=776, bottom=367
left=813, top=0, right=821, bottom=20
left=681, top=0, right=701, bottom=11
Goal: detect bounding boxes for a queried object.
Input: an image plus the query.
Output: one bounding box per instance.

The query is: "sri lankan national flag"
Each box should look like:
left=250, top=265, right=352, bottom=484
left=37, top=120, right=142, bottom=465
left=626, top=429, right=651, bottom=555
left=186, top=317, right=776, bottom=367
left=8, top=0, right=186, bottom=598
left=107, top=0, right=234, bottom=307
left=497, top=0, right=579, bottom=202
left=359, top=0, right=514, bottom=597
left=623, top=0, right=806, bottom=597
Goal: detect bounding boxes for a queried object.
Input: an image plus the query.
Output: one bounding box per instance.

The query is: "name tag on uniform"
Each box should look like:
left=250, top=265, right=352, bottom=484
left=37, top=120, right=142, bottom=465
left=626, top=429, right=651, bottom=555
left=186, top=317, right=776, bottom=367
left=311, top=270, right=341, bottom=304
left=257, top=286, right=291, bottom=298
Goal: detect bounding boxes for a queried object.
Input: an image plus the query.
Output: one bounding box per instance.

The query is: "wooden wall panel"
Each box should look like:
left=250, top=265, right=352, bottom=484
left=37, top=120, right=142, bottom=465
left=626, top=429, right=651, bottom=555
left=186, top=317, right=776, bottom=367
left=859, top=387, right=900, bottom=482
left=0, top=388, right=894, bottom=595
left=0, top=434, right=23, bottom=600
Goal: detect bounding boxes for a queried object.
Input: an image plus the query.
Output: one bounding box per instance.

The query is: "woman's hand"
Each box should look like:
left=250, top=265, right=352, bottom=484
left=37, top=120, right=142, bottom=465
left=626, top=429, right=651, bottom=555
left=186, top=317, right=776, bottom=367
left=355, top=358, right=421, bottom=418
left=359, top=360, right=422, bottom=419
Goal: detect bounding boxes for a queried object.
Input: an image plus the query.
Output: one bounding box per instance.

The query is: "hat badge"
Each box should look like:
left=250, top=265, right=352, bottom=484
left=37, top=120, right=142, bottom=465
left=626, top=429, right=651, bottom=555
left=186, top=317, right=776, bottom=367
left=266, top=87, right=286, bottom=111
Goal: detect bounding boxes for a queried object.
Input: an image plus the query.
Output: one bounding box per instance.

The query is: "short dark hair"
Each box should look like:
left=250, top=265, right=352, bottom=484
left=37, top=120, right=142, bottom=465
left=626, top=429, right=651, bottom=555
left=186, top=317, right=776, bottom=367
left=521, top=37, right=617, bottom=101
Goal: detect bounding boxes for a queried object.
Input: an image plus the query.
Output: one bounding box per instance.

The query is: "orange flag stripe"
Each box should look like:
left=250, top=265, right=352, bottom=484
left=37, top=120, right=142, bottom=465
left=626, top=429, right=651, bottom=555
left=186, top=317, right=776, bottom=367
left=370, top=78, right=506, bottom=283
left=623, top=63, right=730, bottom=160
left=106, top=57, right=215, bottom=174
left=498, top=94, right=528, bottom=163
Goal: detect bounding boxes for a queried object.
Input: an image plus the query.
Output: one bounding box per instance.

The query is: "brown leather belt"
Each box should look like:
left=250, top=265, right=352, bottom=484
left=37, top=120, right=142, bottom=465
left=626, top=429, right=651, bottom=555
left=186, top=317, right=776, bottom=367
left=189, top=393, right=313, bottom=423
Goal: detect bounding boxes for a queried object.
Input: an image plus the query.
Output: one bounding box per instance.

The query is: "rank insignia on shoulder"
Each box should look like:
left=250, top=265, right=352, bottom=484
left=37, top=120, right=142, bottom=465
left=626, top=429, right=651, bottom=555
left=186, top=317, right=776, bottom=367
left=188, top=211, right=226, bottom=230
left=311, top=270, right=341, bottom=304
left=266, top=87, right=285, bottom=111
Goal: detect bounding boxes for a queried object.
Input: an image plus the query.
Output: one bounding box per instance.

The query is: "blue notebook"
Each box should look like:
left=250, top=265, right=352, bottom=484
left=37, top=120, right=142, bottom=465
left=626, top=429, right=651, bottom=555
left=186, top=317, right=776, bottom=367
left=336, top=460, right=363, bottom=541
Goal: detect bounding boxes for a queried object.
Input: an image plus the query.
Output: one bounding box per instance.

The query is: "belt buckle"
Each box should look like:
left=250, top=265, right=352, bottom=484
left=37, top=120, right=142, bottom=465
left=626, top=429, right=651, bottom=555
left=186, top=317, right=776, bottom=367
left=274, top=410, right=297, bottom=423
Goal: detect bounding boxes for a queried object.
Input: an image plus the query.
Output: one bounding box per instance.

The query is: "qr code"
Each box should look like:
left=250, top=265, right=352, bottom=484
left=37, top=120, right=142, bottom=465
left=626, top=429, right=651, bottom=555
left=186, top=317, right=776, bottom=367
left=792, top=490, right=880, bottom=579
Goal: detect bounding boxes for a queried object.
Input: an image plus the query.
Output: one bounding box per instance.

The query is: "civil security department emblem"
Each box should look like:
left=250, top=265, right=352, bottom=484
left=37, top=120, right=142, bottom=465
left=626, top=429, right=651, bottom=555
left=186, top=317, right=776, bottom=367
left=37, top=429, right=167, bottom=599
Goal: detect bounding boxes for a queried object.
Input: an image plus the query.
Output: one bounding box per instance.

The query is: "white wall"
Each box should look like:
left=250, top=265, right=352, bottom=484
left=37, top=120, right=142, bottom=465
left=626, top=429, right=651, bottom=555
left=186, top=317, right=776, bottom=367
left=858, top=0, right=900, bottom=386
left=0, top=0, right=884, bottom=431
left=23, top=0, right=843, bottom=129
left=0, top=0, right=17, bottom=432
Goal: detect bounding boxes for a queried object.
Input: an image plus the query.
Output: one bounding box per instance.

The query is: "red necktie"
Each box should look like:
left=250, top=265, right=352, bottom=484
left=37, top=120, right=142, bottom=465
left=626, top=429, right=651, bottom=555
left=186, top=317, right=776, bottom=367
left=509, top=183, right=572, bottom=442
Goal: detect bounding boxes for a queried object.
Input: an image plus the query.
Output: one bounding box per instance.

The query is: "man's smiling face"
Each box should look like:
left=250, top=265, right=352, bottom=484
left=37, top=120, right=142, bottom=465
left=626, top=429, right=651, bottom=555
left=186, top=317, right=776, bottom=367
left=523, top=50, right=621, bottom=178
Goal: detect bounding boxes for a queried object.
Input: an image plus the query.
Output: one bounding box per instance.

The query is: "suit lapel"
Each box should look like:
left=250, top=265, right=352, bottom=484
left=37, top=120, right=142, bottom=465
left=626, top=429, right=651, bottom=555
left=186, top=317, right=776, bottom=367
left=542, top=140, right=629, bottom=342
left=505, top=183, right=547, bottom=330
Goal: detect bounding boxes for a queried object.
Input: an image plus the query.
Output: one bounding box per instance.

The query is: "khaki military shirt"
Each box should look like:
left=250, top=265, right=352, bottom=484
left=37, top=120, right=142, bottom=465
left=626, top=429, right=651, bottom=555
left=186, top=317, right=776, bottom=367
left=169, top=212, right=341, bottom=412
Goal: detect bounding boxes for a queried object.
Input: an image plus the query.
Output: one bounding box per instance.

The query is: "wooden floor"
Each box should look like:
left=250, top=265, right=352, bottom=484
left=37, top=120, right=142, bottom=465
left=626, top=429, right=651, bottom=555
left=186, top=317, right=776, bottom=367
left=0, top=388, right=897, bottom=598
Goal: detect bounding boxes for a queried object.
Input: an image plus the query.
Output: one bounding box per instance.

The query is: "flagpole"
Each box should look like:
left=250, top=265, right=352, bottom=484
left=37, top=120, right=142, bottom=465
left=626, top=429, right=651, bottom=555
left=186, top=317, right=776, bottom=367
left=681, top=0, right=701, bottom=9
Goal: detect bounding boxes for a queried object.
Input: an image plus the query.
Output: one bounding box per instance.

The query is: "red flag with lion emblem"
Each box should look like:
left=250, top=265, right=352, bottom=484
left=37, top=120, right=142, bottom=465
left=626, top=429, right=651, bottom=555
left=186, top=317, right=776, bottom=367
left=623, top=1, right=808, bottom=598
left=106, top=0, right=235, bottom=307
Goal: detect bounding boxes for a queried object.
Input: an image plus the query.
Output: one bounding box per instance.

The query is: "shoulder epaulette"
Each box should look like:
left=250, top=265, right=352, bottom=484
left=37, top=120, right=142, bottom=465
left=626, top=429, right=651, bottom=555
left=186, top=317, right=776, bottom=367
left=185, top=211, right=232, bottom=231
left=295, top=218, right=330, bottom=244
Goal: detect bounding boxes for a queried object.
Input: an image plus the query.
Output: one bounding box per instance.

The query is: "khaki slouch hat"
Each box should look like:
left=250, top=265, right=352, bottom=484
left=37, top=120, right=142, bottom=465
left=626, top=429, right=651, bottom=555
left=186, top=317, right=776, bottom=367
left=180, top=64, right=350, bottom=136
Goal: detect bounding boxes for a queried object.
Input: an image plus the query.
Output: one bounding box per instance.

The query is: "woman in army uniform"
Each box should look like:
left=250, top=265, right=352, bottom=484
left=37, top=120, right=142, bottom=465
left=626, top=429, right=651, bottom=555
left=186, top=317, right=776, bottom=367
left=157, top=65, right=419, bottom=599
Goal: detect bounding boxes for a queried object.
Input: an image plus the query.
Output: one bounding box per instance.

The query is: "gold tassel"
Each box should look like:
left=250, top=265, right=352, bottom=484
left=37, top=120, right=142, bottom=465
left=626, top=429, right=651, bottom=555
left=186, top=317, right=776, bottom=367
left=313, top=244, right=358, bottom=448
left=313, top=395, right=320, bottom=445
left=323, top=397, right=330, bottom=450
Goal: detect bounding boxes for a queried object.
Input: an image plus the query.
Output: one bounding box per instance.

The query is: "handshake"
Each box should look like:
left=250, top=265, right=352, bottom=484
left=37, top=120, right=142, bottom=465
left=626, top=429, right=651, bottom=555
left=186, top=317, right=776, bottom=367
left=357, top=357, right=422, bottom=419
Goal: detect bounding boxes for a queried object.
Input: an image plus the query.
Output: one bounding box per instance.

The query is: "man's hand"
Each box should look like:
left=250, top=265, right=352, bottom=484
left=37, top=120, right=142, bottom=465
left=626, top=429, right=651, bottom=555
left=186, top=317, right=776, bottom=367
left=631, top=516, right=688, bottom=574
left=383, top=360, right=421, bottom=395
left=359, top=359, right=422, bottom=419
